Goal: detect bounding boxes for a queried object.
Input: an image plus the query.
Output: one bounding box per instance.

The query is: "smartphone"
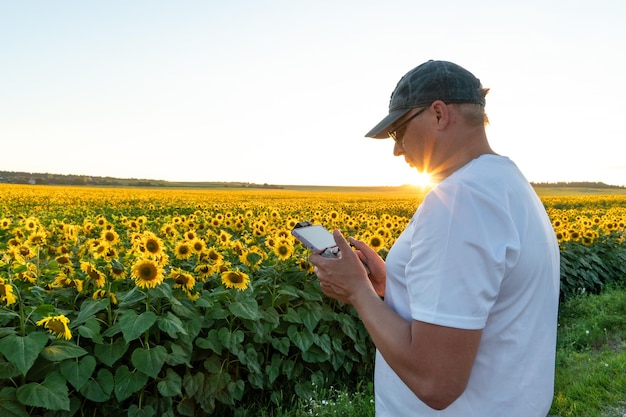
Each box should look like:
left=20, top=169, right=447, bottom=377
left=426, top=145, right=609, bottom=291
left=291, top=221, right=339, bottom=257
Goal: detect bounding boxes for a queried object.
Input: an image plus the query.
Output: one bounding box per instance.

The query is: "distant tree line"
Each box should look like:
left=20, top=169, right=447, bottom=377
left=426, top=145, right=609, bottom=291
left=0, top=171, right=283, bottom=189
left=530, top=181, right=625, bottom=189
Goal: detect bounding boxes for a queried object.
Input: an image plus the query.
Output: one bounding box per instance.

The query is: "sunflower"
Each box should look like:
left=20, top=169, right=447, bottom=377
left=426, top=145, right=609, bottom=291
left=190, top=238, right=206, bottom=253
left=131, top=259, right=165, bottom=289
left=0, top=278, right=17, bottom=306
left=12, top=243, right=34, bottom=260
left=0, top=218, right=11, bottom=229
left=27, top=231, right=47, bottom=247
left=22, top=217, right=40, bottom=232
left=140, top=232, right=165, bottom=257
left=100, top=229, right=119, bottom=246
left=367, top=235, right=385, bottom=251
left=174, top=241, right=193, bottom=260
left=202, top=247, right=223, bottom=264
left=241, top=246, right=265, bottom=267
left=296, top=258, right=315, bottom=273
left=36, top=315, right=72, bottom=340
left=217, top=230, right=232, bottom=245
left=50, top=274, right=84, bottom=292
left=193, top=263, right=212, bottom=281
left=273, top=238, right=294, bottom=260
left=168, top=268, right=196, bottom=291
left=109, top=263, right=126, bottom=280
left=221, top=269, right=250, bottom=291
left=80, top=261, right=106, bottom=288
left=92, top=289, right=118, bottom=305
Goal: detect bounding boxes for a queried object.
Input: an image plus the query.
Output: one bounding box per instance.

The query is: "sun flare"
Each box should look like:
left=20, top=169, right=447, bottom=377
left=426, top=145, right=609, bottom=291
left=412, top=171, right=433, bottom=188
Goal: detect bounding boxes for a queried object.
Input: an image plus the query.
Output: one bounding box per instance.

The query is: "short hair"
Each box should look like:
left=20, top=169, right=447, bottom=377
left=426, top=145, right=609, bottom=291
left=452, top=87, right=490, bottom=126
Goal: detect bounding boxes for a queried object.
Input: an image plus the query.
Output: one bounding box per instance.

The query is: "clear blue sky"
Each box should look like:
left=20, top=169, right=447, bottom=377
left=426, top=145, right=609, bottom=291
left=1, top=0, right=625, bottom=186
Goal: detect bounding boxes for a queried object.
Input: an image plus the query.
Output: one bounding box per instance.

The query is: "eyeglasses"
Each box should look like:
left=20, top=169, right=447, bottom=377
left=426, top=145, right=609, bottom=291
left=388, top=106, right=428, bottom=144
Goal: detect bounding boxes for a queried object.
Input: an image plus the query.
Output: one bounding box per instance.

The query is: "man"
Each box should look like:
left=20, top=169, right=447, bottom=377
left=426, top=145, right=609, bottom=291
left=310, top=60, right=560, bottom=416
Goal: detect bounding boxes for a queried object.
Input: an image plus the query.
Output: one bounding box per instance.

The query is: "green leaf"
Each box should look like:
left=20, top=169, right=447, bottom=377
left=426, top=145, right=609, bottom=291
left=114, top=365, right=148, bottom=401
left=72, top=299, right=109, bottom=327
left=287, top=326, right=314, bottom=352
left=0, top=387, right=29, bottom=417
left=120, top=310, right=157, bottom=343
left=16, top=371, right=70, bottom=411
left=0, top=332, right=48, bottom=376
left=228, top=298, right=259, bottom=320
left=0, top=361, right=21, bottom=379
left=131, top=345, right=167, bottom=378
left=195, top=329, right=222, bottom=355
left=271, top=336, right=290, bottom=356
left=338, top=313, right=358, bottom=341
left=302, top=345, right=328, bottom=363
left=166, top=343, right=192, bottom=367
left=266, top=354, right=282, bottom=384
left=227, top=379, right=245, bottom=402
left=283, top=307, right=302, bottom=324
left=77, top=317, right=104, bottom=344
left=157, top=368, right=182, bottom=397
left=94, top=337, right=128, bottom=367
left=157, top=312, right=187, bottom=337
left=300, top=305, right=322, bottom=331
left=80, top=368, right=113, bottom=402
left=218, top=328, right=244, bottom=353
left=237, top=346, right=261, bottom=374
left=60, top=355, right=96, bottom=390
left=128, top=404, right=155, bottom=417
left=117, top=286, right=147, bottom=308
left=40, top=341, right=88, bottom=361
left=314, top=333, right=332, bottom=354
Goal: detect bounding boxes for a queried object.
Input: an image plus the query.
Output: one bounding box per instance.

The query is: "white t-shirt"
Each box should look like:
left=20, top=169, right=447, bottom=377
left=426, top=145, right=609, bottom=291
left=375, top=155, right=560, bottom=417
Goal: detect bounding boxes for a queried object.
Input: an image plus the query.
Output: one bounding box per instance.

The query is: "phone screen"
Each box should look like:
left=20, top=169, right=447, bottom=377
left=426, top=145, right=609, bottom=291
left=291, top=225, right=337, bottom=253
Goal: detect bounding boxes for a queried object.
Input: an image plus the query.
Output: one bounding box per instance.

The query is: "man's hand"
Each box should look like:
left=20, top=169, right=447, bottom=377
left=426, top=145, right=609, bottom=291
left=348, top=235, right=386, bottom=297
left=310, top=229, right=377, bottom=304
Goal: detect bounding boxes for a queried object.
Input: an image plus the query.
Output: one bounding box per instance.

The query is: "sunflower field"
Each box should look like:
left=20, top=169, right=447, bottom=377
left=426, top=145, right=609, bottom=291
left=0, top=184, right=625, bottom=416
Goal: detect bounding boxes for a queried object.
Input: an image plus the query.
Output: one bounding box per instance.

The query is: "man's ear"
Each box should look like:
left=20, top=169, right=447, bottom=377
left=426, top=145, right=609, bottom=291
left=431, top=100, right=450, bottom=129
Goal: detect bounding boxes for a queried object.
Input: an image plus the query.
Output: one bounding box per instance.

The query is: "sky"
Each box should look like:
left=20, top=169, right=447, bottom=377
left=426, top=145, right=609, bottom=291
left=1, top=0, right=625, bottom=187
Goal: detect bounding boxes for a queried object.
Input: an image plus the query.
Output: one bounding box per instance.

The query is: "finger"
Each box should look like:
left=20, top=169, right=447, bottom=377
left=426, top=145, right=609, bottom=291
left=332, top=229, right=351, bottom=251
left=348, top=237, right=369, bottom=251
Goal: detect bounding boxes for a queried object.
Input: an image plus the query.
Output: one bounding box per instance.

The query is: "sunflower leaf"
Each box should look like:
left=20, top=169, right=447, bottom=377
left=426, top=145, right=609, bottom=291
left=0, top=387, right=29, bottom=417
left=94, top=337, right=129, bottom=367
left=0, top=332, right=48, bottom=376
left=119, top=310, right=157, bottom=343
left=131, top=345, right=167, bottom=378
left=60, top=355, right=96, bottom=390
left=40, top=340, right=88, bottom=361
left=227, top=299, right=259, bottom=321
left=16, top=371, right=70, bottom=411
left=114, top=365, right=148, bottom=401
left=72, top=299, right=108, bottom=327
left=157, top=368, right=182, bottom=397
left=79, top=368, right=113, bottom=403
left=157, top=312, right=187, bottom=337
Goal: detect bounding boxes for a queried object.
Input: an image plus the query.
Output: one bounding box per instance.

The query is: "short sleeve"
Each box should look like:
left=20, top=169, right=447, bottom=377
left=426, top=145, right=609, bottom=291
left=405, top=182, right=520, bottom=329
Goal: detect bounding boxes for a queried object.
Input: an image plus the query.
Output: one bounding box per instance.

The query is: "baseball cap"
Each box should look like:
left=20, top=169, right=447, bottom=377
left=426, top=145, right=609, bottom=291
left=365, top=60, right=486, bottom=139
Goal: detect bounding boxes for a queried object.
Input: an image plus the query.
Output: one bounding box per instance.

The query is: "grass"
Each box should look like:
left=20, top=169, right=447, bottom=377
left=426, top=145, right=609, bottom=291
left=251, top=287, right=626, bottom=417
left=551, top=287, right=626, bottom=417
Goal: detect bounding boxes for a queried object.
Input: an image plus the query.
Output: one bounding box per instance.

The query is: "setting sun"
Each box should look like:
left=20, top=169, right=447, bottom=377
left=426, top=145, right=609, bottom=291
left=412, top=171, right=433, bottom=188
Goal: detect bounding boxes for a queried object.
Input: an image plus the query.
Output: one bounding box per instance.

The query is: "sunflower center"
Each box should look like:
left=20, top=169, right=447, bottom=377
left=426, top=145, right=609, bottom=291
left=146, top=240, right=159, bottom=253
left=229, top=273, right=243, bottom=284
left=140, top=265, right=157, bottom=280
left=46, top=319, right=65, bottom=334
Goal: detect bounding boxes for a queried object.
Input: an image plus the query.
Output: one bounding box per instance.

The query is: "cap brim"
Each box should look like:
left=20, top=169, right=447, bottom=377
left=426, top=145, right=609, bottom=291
left=364, top=108, right=410, bottom=139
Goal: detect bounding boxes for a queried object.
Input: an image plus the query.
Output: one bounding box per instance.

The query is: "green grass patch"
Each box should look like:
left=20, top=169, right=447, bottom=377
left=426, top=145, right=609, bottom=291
left=551, top=287, right=626, bottom=417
